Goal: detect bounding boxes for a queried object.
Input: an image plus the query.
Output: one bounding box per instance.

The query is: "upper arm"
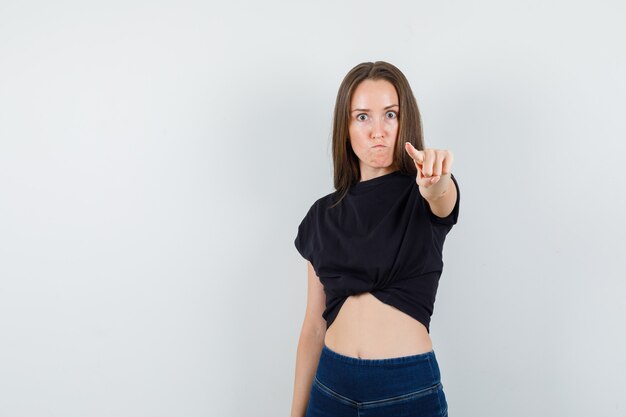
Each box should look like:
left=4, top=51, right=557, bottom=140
left=302, top=261, right=327, bottom=336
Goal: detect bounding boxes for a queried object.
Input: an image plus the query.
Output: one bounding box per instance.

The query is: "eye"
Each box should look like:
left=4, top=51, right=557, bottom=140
left=356, top=113, right=368, bottom=121
left=386, top=111, right=398, bottom=119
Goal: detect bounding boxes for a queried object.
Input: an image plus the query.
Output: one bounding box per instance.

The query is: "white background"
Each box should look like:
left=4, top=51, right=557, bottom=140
left=1, top=1, right=625, bottom=416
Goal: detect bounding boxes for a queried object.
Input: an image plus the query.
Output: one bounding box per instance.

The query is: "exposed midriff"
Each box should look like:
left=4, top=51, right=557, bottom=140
left=323, top=292, right=433, bottom=359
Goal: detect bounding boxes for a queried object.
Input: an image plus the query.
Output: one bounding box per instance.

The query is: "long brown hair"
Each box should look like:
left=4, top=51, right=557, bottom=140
left=329, top=61, right=424, bottom=208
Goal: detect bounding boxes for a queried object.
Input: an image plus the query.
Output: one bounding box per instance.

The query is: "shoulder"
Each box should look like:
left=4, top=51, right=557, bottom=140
left=295, top=190, right=337, bottom=262
left=300, top=190, right=337, bottom=223
left=311, top=190, right=338, bottom=211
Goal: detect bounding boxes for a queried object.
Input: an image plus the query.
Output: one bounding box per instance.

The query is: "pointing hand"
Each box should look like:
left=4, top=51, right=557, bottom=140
left=404, top=142, right=454, bottom=189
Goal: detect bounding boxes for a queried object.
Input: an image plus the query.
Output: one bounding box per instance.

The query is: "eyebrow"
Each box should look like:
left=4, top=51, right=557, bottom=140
left=351, top=104, right=399, bottom=113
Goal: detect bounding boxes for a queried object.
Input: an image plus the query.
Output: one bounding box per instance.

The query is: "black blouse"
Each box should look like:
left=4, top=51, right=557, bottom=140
left=294, top=170, right=460, bottom=333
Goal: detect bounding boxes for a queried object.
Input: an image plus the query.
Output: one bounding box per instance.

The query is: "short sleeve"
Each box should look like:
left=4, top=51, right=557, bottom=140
left=427, top=173, right=460, bottom=227
left=294, top=201, right=317, bottom=262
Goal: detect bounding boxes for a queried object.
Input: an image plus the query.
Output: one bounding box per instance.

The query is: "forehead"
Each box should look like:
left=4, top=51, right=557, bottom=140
left=351, top=79, right=398, bottom=108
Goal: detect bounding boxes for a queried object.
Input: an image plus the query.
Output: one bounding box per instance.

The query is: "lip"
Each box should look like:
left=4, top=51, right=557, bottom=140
left=372, top=145, right=385, bottom=148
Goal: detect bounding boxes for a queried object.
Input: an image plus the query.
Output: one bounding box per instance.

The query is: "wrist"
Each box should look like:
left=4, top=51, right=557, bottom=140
left=419, top=173, right=451, bottom=202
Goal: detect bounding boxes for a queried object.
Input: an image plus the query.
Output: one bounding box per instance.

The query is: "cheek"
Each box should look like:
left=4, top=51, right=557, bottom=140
left=348, top=126, right=362, bottom=145
left=349, top=134, right=368, bottom=151
left=349, top=122, right=368, bottom=138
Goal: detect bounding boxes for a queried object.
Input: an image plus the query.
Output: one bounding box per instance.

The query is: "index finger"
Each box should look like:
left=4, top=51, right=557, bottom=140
left=405, top=142, right=424, bottom=163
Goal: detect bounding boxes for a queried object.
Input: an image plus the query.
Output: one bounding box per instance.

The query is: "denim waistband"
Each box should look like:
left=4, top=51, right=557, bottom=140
left=321, top=344, right=436, bottom=366
left=315, top=344, right=442, bottom=402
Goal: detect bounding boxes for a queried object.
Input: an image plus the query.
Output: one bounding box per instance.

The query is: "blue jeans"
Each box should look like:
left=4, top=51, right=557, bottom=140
left=305, top=344, right=448, bottom=417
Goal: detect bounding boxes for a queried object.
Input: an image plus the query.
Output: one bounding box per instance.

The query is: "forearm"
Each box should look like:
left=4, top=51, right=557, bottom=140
left=419, top=172, right=452, bottom=202
left=290, top=327, right=326, bottom=417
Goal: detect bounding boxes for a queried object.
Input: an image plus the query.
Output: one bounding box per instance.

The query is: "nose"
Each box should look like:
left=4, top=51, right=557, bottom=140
left=371, top=116, right=385, bottom=139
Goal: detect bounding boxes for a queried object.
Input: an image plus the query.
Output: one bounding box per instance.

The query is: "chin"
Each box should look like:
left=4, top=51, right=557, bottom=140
left=376, top=161, right=394, bottom=168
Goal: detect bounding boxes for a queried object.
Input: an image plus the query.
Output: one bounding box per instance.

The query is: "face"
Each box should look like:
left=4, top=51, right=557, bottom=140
left=348, top=78, right=399, bottom=180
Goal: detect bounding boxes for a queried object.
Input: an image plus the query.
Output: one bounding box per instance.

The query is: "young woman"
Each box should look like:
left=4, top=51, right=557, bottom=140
left=291, top=61, right=460, bottom=417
